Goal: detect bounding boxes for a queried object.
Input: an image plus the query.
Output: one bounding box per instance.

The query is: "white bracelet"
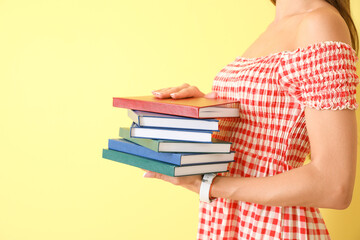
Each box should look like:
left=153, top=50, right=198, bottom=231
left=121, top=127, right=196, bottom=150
left=199, top=173, right=217, bottom=203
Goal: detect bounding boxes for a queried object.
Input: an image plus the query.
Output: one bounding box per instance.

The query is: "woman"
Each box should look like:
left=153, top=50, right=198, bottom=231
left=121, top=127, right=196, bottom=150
left=144, top=0, right=359, bottom=239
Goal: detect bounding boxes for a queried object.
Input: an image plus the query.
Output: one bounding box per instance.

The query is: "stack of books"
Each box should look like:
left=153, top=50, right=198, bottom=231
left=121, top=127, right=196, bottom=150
left=102, top=95, right=239, bottom=177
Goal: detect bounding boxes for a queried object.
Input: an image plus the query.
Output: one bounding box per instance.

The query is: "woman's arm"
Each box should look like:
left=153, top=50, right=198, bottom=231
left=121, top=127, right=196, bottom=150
left=145, top=108, right=357, bottom=209
left=211, top=109, right=357, bottom=209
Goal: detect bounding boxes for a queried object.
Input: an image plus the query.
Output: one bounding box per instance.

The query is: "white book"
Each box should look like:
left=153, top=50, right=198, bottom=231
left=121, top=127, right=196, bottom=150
left=130, top=123, right=213, bottom=143
left=128, top=109, right=219, bottom=131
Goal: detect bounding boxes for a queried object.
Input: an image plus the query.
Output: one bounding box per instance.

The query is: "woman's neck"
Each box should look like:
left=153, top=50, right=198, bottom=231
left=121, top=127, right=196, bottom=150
left=274, top=0, right=326, bottom=21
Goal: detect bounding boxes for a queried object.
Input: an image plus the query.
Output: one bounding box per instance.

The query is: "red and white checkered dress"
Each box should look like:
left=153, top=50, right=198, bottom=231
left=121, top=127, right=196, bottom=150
left=197, top=41, right=359, bottom=240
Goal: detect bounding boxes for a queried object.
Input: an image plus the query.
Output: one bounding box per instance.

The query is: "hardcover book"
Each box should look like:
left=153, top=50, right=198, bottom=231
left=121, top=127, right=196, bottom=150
left=128, top=109, right=219, bottom=131
left=102, top=149, right=229, bottom=176
left=113, top=95, right=239, bottom=118
left=129, top=122, right=213, bottom=143
left=119, top=127, right=232, bottom=153
left=108, top=138, right=235, bottom=166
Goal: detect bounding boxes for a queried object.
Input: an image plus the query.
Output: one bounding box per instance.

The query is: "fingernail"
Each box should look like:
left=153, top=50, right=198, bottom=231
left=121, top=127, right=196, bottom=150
left=170, top=93, right=176, bottom=98
left=143, top=172, right=152, bottom=178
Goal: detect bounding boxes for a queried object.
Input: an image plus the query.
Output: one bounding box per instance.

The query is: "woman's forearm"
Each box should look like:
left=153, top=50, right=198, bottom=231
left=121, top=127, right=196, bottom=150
left=211, top=161, right=353, bottom=209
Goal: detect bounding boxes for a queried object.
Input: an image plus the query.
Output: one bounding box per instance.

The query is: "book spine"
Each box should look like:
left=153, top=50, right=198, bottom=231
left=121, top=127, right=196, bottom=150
left=108, top=139, right=182, bottom=165
left=102, top=149, right=175, bottom=176
left=127, top=109, right=140, bottom=125
left=119, top=127, right=160, bottom=152
left=113, top=97, right=200, bottom=118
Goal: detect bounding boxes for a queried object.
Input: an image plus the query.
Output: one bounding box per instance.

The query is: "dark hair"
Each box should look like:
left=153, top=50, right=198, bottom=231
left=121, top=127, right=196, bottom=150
left=270, top=0, right=359, bottom=55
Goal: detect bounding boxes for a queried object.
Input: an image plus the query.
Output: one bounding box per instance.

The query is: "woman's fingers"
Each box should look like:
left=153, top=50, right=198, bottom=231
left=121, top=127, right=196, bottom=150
left=143, top=171, right=156, bottom=178
left=170, top=86, right=205, bottom=99
left=152, top=87, right=171, bottom=94
left=152, top=83, right=207, bottom=99
left=153, top=83, right=190, bottom=98
left=151, top=88, right=172, bottom=98
left=143, top=171, right=175, bottom=183
left=143, top=170, right=202, bottom=193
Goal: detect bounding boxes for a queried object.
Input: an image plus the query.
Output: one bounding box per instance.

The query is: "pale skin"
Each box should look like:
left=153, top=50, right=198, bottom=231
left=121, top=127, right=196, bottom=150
left=144, top=0, right=358, bottom=210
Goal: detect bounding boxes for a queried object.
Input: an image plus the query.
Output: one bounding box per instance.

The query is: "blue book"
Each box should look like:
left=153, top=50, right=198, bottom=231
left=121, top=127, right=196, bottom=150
left=129, top=122, right=213, bottom=142
left=128, top=109, right=219, bottom=131
left=108, top=138, right=235, bottom=166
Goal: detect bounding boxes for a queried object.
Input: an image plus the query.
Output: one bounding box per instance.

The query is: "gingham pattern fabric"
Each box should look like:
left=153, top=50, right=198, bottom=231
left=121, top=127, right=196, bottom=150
left=197, top=41, right=359, bottom=240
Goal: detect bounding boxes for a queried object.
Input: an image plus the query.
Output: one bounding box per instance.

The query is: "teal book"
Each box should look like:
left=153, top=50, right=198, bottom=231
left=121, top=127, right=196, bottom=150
left=102, top=149, right=229, bottom=177
left=119, top=127, right=232, bottom=153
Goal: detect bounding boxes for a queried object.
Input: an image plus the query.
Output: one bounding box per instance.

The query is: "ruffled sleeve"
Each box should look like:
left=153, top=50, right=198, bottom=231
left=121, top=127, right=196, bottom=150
left=278, top=41, right=359, bottom=110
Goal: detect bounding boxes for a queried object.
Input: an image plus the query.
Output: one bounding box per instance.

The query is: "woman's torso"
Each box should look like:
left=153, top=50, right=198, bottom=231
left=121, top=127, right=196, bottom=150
left=197, top=3, right=356, bottom=239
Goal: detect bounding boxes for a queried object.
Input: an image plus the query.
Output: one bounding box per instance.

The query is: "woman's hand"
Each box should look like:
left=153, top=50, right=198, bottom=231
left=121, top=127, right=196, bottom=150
left=147, top=83, right=217, bottom=194
left=143, top=171, right=202, bottom=194
left=152, top=83, right=217, bottom=99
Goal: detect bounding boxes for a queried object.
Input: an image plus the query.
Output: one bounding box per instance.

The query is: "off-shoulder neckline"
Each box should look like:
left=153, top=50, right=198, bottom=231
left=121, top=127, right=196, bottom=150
left=235, top=41, right=357, bottom=61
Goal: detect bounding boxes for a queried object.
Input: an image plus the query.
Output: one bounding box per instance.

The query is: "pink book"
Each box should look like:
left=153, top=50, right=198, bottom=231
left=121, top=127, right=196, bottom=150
left=113, top=96, right=239, bottom=119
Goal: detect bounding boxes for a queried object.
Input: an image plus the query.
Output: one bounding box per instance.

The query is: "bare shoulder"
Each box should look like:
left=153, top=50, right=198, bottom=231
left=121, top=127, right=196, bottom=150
left=295, top=6, right=352, bottom=48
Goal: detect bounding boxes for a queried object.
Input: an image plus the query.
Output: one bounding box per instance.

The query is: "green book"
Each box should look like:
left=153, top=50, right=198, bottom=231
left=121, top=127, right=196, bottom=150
left=119, top=127, right=232, bottom=153
left=102, top=149, right=229, bottom=177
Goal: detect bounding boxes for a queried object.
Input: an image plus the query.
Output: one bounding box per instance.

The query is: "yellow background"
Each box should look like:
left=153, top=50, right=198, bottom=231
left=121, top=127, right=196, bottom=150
left=0, top=0, right=359, bottom=239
